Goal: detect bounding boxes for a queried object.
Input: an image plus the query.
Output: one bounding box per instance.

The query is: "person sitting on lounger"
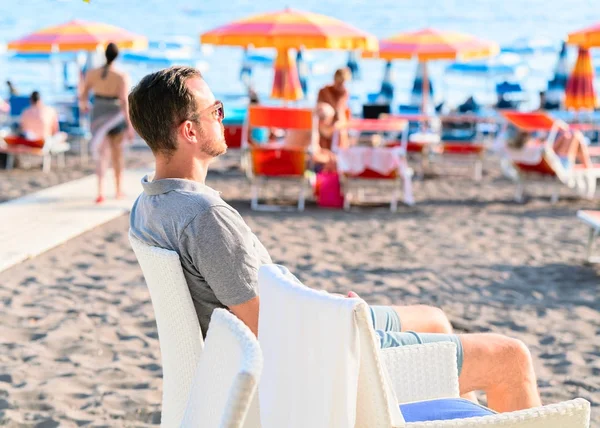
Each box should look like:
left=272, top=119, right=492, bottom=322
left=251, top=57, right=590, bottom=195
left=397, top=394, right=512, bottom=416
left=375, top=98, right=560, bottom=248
left=19, top=91, right=66, bottom=144
left=509, top=123, right=592, bottom=169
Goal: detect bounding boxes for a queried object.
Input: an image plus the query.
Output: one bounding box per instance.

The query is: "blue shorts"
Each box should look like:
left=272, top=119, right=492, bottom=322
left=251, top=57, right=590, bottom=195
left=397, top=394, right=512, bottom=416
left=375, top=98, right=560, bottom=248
left=370, top=306, right=464, bottom=375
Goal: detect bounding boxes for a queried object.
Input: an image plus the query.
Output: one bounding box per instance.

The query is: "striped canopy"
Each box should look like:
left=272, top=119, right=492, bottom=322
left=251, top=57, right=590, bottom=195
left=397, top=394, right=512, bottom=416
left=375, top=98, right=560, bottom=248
left=7, top=19, right=147, bottom=52
left=201, top=8, right=378, bottom=51
left=567, top=23, right=600, bottom=48
left=271, top=49, right=304, bottom=101
left=565, top=47, right=597, bottom=111
left=363, top=28, right=499, bottom=61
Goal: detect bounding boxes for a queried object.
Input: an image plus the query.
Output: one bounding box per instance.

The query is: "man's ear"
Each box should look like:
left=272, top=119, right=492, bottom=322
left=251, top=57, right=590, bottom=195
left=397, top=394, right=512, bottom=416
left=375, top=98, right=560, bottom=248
left=180, top=121, right=198, bottom=143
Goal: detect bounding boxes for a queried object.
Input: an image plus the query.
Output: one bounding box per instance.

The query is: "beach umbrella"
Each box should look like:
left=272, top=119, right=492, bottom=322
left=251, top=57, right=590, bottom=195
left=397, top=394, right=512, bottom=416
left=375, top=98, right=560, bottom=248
left=200, top=8, right=377, bottom=102
left=546, top=41, right=568, bottom=106
left=272, top=48, right=304, bottom=101
left=411, top=61, right=434, bottom=107
left=239, top=47, right=253, bottom=87
left=565, top=47, right=597, bottom=111
left=501, top=36, right=556, bottom=55
left=378, top=60, right=394, bottom=102
left=7, top=19, right=147, bottom=52
left=445, top=53, right=527, bottom=78
left=296, top=48, right=309, bottom=96
left=346, top=50, right=360, bottom=80
left=363, top=28, right=498, bottom=113
left=567, top=22, right=600, bottom=48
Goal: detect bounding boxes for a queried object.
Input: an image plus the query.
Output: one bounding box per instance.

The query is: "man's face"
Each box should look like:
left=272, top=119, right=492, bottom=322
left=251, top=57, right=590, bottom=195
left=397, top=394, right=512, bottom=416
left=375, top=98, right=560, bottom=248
left=185, top=77, right=227, bottom=158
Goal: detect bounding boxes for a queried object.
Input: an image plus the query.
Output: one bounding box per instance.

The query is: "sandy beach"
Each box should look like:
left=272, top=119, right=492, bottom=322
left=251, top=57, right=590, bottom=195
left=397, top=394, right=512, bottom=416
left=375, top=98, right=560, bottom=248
left=0, top=156, right=598, bottom=426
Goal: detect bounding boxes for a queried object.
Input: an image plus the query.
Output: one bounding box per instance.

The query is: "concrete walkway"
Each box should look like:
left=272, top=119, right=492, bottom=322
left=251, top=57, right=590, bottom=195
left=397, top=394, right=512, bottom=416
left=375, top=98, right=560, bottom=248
left=0, top=168, right=150, bottom=273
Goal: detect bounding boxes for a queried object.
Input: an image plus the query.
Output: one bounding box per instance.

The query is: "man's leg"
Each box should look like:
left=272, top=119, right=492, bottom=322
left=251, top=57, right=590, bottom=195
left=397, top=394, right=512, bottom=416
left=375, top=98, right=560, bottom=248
left=371, top=307, right=541, bottom=410
left=371, top=306, right=477, bottom=402
left=458, top=333, right=541, bottom=412
left=391, top=305, right=454, bottom=334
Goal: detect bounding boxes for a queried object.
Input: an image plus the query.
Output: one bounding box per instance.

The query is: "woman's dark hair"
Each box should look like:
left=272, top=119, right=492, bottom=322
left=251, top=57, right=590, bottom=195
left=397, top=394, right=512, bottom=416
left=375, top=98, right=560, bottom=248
left=102, top=43, right=119, bottom=78
left=105, top=42, right=119, bottom=64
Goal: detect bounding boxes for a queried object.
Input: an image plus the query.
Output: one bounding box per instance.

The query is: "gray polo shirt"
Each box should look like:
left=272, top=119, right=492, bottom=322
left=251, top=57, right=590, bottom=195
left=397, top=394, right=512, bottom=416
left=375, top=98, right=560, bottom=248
left=130, top=175, right=271, bottom=336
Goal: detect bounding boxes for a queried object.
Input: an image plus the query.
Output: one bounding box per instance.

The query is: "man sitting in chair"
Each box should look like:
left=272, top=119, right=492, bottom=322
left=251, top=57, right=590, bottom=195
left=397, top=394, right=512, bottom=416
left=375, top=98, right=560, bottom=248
left=19, top=91, right=67, bottom=145
left=129, top=66, right=542, bottom=415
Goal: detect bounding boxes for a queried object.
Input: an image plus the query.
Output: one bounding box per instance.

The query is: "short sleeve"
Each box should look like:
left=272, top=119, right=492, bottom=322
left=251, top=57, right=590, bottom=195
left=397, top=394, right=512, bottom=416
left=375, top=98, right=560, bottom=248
left=180, top=206, right=259, bottom=307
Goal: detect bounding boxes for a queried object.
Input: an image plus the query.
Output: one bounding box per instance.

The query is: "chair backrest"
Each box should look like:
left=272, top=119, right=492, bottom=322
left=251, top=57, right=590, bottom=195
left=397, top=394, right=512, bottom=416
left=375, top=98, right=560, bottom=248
left=181, top=309, right=262, bottom=428
left=241, top=105, right=315, bottom=149
left=9, top=95, right=30, bottom=118
left=257, top=264, right=404, bottom=428
left=128, top=230, right=204, bottom=428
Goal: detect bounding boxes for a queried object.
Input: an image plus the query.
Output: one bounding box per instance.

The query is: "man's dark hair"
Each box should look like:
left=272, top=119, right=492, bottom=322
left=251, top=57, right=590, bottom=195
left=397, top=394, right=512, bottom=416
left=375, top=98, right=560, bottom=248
left=30, top=91, right=40, bottom=104
left=128, top=66, right=203, bottom=156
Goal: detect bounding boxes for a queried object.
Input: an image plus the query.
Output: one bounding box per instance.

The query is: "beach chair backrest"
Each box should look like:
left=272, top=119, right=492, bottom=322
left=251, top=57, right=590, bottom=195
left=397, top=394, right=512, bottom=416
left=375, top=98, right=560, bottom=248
left=128, top=231, right=204, bottom=428
left=248, top=105, right=314, bottom=130
left=9, top=95, right=30, bottom=118
left=500, top=111, right=556, bottom=132
left=181, top=309, right=262, bottom=428
left=241, top=105, right=316, bottom=151
left=257, top=264, right=404, bottom=428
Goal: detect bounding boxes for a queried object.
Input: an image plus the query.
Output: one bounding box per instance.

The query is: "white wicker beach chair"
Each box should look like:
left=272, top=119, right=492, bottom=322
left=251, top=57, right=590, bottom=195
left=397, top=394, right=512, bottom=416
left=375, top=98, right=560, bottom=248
left=181, top=308, right=262, bottom=428
left=257, top=264, right=591, bottom=428
left=128, top=231, right=204, bottom=428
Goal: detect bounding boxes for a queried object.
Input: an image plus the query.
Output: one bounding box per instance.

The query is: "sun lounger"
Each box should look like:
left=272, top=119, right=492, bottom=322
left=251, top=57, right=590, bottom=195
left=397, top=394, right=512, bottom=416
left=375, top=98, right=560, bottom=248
left=334, top=118, right=414, bottom=210
left=257, top=264, right=591, bottom=428
left=1, top=133, right=70, bottom=172
left=241, top=105, right=314, bottom=211
left=576, top=210, right=600, bottom=263
left=498, top=111, right=600, bottom=203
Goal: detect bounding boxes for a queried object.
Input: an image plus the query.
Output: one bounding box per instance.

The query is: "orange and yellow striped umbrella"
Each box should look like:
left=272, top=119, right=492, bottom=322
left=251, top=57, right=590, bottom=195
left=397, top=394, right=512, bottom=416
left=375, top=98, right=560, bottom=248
left=201, top=8, right=377, bottom=102
left=363, top=28, right=498, bottom=61
left=7, top=19, right=147, bottom=52
left=567, top=23, right=600, bottom=48
left=363, top=28, right=498, bottom=112
left=201, top=8, right=377, bottom=51
left=565, top=47, right=597, bottom=111
left=271, top=49, right=304, bottom=101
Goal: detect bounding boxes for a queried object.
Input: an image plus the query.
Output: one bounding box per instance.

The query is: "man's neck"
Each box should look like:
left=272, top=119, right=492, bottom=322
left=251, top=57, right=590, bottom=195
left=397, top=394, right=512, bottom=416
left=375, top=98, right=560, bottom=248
left=153, top=155, right=212, bottom=184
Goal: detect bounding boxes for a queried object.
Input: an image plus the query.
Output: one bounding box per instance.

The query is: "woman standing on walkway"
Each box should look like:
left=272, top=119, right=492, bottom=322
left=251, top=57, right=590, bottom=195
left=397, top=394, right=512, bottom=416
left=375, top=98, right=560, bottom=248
left=79, top=42, right=134, bottom=203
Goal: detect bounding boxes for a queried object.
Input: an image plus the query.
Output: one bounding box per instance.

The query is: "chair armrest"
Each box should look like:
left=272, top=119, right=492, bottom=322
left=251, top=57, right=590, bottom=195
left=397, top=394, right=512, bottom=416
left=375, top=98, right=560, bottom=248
left=406, top=398, right=591, bottom=428
left=380, top=342, right=460, bottom=404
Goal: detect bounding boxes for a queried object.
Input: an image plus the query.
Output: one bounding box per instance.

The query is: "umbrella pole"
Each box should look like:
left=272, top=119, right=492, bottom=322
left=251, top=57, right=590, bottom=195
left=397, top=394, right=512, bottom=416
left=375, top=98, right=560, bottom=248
left=421, top=61, right=429, bottom=115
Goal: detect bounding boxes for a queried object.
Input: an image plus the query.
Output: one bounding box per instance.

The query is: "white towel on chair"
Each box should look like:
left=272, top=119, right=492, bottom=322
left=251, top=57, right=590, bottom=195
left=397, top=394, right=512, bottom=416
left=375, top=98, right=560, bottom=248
left=257, top=265, right=361, bottom=428
left=336, top=146, right=405, bottom=175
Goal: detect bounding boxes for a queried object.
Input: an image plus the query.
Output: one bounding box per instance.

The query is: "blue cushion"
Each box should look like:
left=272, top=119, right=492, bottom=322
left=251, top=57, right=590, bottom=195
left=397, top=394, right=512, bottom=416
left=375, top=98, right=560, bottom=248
left=400, top=398, right=494, bottom=422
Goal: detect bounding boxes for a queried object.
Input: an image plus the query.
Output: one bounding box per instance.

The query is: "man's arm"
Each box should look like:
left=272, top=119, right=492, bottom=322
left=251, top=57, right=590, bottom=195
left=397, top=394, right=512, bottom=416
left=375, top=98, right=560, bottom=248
left=229, top=296, right=259, bottom=336
left=181, top=206, right=263, bottom=335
